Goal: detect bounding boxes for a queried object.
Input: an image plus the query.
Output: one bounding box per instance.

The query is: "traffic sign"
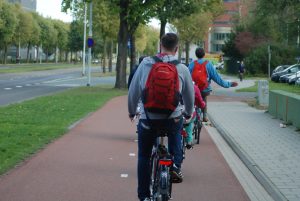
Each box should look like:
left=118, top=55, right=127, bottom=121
left=87, top=38, right=94, bottom=48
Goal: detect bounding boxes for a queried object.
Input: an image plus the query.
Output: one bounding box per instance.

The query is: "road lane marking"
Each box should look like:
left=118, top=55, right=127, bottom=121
left=4, top=88, right=12, bottom=90
left=16, top=86, right=23, bottom=88
left=25, top=84, right=32, bottom=86
left=55, top=84, right=80, bottom=87
left=120, top=174, right=128, bottom=178
left=129, top=153, right=136, bottom=157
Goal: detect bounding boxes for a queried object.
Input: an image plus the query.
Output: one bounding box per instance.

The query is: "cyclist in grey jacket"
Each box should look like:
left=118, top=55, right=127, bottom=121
left=128, top=33, right=194, bottom=201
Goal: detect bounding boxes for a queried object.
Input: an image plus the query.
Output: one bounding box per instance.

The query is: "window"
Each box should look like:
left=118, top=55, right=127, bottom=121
left=212, top=44, right=224, bottom=52
left=213, top=33, right=230, bottom=41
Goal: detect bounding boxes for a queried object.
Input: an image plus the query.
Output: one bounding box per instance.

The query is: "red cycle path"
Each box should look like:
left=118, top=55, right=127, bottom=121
left=0, top=96, right=250, bottom=201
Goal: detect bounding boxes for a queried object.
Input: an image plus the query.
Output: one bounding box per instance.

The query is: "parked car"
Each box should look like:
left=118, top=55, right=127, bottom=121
left=279, top=73, right=294, bottom=83
left=295, top=77, right=300, bottom=86
left=272, top=65, right=290, bottom=74
left=214, top=61, right=224, bottom=70
left=271, top=64, right=300, bottom=82
left=288, top=71, right=300, bottom=85
left=92, top=59, right=100, bottom=64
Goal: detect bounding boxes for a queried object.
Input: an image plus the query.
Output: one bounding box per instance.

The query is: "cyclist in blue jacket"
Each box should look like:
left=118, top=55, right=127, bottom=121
left=188, top=47, right=238, bottom=122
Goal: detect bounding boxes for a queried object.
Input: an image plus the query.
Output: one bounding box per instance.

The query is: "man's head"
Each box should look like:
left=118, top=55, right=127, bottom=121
left=195, top=47, right=205, bottom=59
left=160, top=33, right=179, bottom=54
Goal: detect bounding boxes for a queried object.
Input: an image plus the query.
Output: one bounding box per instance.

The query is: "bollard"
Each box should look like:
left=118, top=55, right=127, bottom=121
left=258, top=80, right=269, bottom=106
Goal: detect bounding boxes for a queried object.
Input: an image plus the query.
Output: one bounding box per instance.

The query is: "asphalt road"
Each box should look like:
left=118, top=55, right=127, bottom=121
left=0, top=67, right=116, bottom=106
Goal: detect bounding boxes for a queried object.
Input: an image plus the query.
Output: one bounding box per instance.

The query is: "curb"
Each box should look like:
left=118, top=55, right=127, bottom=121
left=208, top=115, right=287, bottom=201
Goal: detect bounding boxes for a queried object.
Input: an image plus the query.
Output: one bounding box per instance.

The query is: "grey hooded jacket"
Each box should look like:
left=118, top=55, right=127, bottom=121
left=128, top=55, right=194, bottom=119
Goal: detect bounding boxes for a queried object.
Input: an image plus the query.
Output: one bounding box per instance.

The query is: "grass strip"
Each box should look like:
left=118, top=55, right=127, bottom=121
left=237, top=80, right=300, bottom=95
left=0, top=85, right=127, bottom=175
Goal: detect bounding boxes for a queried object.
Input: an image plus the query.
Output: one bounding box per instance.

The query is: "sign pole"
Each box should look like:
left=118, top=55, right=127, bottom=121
left=87, top=2, right=93, bottom=86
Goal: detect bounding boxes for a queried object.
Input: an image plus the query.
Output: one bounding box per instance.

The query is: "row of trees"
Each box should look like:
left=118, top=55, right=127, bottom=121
left=0, top=0, right=72, bottom=64
left=223, top=0, right=300, bottom=76
left=62, top=0, right=223, bottom=88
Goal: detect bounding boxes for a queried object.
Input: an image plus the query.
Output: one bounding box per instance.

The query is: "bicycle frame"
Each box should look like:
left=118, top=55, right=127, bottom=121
left=150, top=136, right=173, bottom=201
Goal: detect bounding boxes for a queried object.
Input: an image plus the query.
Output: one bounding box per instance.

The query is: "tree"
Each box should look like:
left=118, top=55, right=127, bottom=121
left=0, top=1, right=18, bottom=64
left=26, top=12, right=41, bottom=62
left=173, top=12, right=213, bottom=64
left=12, top=4, right=33, bottom=62
left=53, top=20, right=69, bottom=62
left=68, top=20, right=83, bottom=62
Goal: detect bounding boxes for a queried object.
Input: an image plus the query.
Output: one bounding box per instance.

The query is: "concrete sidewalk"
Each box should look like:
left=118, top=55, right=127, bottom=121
left=207, top=79, right=300, bottom=201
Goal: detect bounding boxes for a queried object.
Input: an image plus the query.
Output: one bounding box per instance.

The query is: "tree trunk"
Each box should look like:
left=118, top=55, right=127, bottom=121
left=26, top=43, right=31, bottom=63
left=115, top=0, right=129, bottom=89
left=159, top=20, right=167, bottom=53
left=160, top=20, right=167, bottom=39
left=4, top=45, right=8, bottom=64
left=185, top=42, right=190, bottom=65
left=103, top=39, right=107, bottom=73
left=36, top=46, right=39, bottom=63
left=46, top=49, right=49, bottom=62
left=129, top=34, right=137, bottom=73
left=108, top=40, right=113, bottom=72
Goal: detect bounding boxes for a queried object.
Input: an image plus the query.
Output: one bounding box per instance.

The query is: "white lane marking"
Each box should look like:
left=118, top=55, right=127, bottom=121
left=134, top=139, right=138, bottom=142
left=25, top=84, right=32, bottom=86
left=16, top=86, right=23, bottom=88
left=120, top=174, right=128, bottom=178
left=4, top=88, right=12, bottom=90
left=43, top=76, right=84, bottom=84
left=55, top=84, right=80, bottom=87
left=129, top=153, right=136, bottom=157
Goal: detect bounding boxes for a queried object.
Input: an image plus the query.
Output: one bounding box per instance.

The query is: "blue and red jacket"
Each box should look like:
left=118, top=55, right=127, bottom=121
left=188, top=58, right=232, bottom=93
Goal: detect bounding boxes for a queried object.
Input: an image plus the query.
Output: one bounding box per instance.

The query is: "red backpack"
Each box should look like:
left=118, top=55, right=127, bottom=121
left=142, top=56, right=181, bottom=115
left=191, top=60, right=209, bottom=91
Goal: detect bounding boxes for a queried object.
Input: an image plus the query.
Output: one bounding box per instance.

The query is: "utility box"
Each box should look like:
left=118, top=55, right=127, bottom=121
left=258, top=80, right=269, bottom=106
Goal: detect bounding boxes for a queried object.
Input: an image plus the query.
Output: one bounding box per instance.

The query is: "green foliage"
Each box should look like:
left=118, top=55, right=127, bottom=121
left=244, top=43, right=298, bottom=75
left=140, top=26, right=159, bottom=55
left=0, top=1, right=18, bottom=47
left=68, top=20, right=83, bottom=52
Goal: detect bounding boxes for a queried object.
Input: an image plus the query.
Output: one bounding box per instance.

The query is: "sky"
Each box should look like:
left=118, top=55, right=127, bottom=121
left=36, top=0, right=73, bottom=22
left=36, top=0, right=160, bottom=28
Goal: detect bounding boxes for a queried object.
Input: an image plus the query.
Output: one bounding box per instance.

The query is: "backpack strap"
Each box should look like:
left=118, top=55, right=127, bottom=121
left=153, top=56, right=180, bottom=66
left=152, top=56, right=163, bottom=63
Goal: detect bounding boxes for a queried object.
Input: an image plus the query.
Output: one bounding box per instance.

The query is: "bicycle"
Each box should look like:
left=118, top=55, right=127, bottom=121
left=150, top=133, right=173, bottom=201
left=193, top=107, right=203, bottom=144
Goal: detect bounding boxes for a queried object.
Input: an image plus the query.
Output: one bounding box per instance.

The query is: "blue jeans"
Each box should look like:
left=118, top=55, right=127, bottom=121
left=137, top=117, right=183, bottom=200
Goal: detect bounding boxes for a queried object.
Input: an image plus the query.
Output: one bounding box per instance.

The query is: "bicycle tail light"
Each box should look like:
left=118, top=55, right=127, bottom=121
left=159, top=159, right=173, bottom=166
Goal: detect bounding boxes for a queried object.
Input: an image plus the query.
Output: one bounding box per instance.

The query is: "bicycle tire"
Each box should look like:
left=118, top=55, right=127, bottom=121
left=196, top=119, right=202, bottom=144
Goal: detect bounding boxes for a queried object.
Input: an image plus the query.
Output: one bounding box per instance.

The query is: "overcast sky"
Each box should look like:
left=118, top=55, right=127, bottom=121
left=36, top=0, right=160, bottom=28
left=36, top=0, right=72, bottom=22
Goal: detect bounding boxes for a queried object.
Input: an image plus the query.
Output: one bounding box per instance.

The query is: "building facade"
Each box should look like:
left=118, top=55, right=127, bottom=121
left=205, top=0, right=250, bottom=54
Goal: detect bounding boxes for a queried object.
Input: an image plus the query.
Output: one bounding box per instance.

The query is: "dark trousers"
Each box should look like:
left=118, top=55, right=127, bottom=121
left=201, top=91, right=211, bottom=117
left=137, top=117, right=183, bottom=200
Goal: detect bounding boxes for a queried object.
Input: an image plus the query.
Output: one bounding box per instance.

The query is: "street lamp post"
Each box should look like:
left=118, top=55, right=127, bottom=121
left=82, top=2, right=87, bottom=76
left=297, top=18, right=299, bottom=48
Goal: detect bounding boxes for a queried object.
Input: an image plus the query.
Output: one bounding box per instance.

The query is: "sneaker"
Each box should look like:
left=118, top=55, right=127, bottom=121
left=186, top=142, right=193, bottom=150
left=170, top=165, right=183, bottom=183
left=140, top=198, right=151, bottom=201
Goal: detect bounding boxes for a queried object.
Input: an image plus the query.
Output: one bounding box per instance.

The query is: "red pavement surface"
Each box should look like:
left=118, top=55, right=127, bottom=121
left=0, top=96, right=250, bottom=201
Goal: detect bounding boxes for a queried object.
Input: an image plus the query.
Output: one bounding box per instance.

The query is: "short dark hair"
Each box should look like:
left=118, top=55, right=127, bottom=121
left=195, top=47, right=205, bottom=58
left=161, top=33, right=179, bottom=51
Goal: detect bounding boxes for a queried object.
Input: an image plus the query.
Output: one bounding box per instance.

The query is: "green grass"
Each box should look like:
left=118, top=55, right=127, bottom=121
left=0, top=86, right=127, bottom=175
left=237, top=80, right=300, bottom=95
left=0, top=63, right=82, bottom=73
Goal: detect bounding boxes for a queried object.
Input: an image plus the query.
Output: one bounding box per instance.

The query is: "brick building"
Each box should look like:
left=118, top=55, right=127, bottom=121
left=205, top=0, right=251, bottom=54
